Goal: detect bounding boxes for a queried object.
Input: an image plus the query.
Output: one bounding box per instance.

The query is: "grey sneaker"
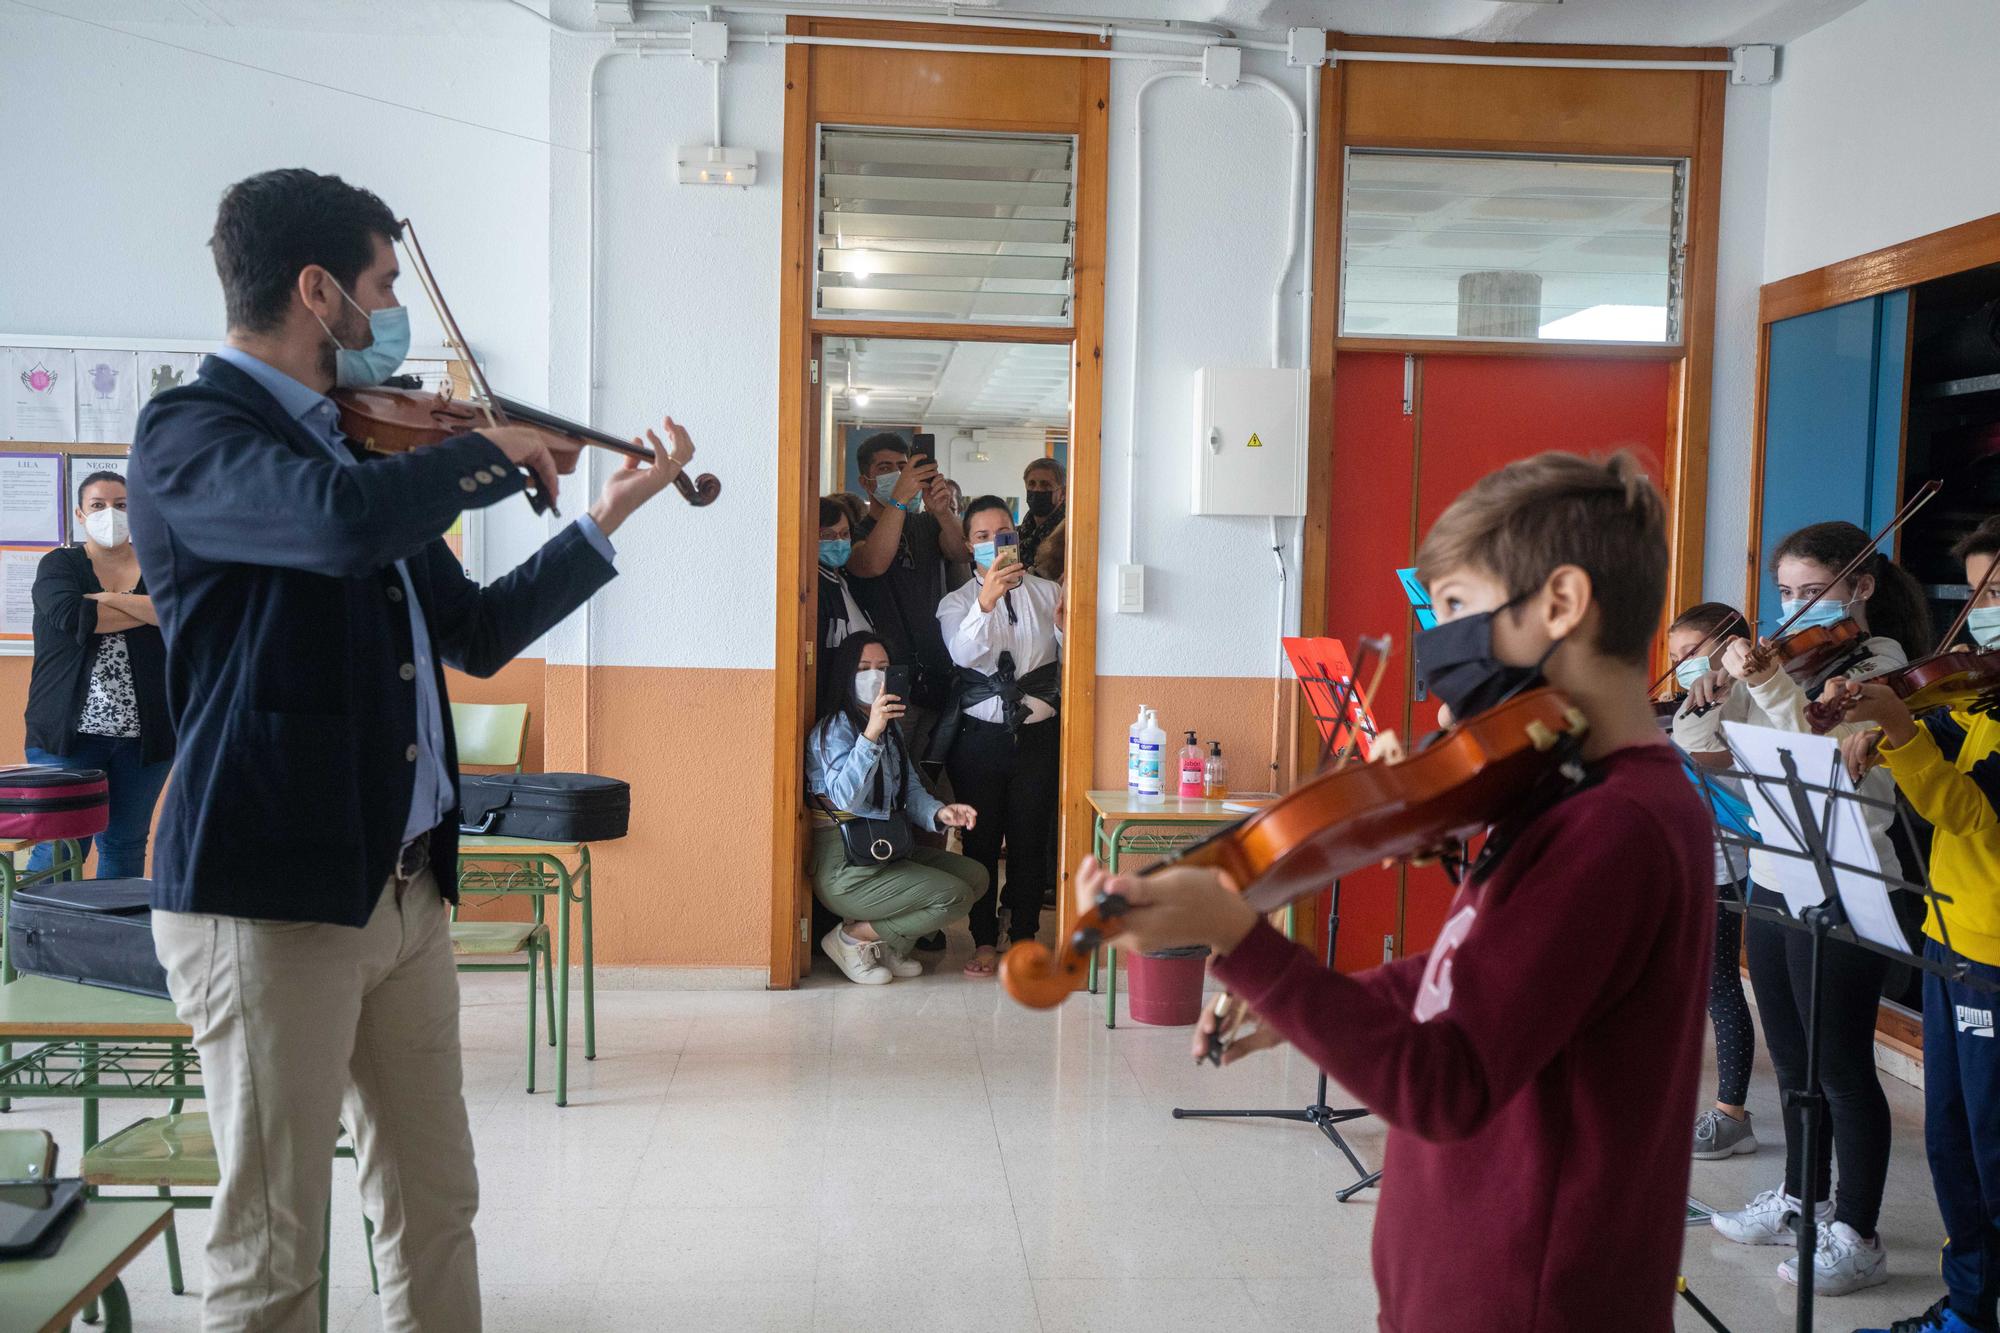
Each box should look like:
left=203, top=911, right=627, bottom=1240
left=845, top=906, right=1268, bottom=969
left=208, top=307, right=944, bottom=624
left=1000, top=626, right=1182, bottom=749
left=1693, top=1108, right=1758, bottom=1160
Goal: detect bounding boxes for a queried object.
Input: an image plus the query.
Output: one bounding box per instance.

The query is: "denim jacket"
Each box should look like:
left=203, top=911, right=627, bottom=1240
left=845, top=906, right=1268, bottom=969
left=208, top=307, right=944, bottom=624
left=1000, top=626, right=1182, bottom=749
left=806, top=712, right=944, bottom=832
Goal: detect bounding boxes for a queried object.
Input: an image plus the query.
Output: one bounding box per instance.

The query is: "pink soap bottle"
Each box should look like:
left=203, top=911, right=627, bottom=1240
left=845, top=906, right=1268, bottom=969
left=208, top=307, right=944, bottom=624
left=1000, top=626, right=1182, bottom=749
left=1177, top=730, right=1205, bottom=798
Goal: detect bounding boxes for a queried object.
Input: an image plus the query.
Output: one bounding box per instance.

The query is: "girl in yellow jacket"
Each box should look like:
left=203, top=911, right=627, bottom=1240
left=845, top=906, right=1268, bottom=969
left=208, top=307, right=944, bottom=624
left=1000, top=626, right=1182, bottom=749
left=1825, top=513, right=2000, bottom=1333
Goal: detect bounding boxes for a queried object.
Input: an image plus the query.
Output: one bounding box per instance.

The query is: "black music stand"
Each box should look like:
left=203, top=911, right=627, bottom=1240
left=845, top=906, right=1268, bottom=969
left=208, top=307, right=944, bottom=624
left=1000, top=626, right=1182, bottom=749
left=1168, top=638, right=1382, bottom=1201
left=1691, top=725, right=1991, bottom=1333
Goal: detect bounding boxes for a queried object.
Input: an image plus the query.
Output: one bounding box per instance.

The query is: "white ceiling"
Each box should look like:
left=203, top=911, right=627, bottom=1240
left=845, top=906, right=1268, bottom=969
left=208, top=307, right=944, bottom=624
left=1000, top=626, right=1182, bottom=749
left=20, top=0, right=1874, bottom=47
left=824, top=338, right=1071, bottom=427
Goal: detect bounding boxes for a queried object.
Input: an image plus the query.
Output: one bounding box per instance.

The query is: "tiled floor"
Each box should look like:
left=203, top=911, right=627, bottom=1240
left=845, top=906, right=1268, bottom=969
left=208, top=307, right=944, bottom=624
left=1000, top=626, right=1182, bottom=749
left=14, top=943, right=1947, bottom=1331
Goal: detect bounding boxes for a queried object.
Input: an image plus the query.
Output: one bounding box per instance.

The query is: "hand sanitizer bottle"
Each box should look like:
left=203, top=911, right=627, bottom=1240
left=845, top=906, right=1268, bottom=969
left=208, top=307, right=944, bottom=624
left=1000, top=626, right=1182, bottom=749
left=1203, top=741, right=1228, bottom=800
left=1127, top=706, right=1149, bottom=793
left=1135, top=710, right=1166, bottom=801
left=1178, top=731, right=1206, bottom=798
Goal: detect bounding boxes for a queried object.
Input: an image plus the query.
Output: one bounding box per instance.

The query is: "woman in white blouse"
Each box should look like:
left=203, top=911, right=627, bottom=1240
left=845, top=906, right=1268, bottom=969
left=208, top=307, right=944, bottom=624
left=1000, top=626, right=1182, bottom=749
left=935, top=495, right=1062, bottom=978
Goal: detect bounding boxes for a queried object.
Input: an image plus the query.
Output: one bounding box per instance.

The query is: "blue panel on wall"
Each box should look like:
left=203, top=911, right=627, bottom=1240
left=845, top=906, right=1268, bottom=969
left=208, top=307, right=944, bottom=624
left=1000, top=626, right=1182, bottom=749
left=1758, top=292, right=1909, bottom=630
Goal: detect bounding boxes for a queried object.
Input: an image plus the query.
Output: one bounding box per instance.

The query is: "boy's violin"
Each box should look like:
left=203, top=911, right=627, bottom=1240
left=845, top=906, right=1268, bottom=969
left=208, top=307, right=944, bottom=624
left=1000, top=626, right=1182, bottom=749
left=1000, top=685, right=1590, bottom=1009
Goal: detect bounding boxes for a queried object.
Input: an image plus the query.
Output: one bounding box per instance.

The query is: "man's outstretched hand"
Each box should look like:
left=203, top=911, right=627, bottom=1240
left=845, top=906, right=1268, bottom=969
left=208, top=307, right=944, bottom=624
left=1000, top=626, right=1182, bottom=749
left=590, top=416, right=696, bottom=536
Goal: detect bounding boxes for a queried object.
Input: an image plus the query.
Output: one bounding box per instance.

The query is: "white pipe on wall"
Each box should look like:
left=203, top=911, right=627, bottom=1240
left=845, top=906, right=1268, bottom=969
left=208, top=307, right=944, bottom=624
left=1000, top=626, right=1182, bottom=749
left=1240, top=74, right=1302, bottom=370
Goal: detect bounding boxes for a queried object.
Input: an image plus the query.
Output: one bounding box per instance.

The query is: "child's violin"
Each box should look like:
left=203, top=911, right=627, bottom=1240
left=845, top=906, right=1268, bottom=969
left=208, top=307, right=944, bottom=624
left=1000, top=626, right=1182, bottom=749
left=1000, top=687, right=1590, bottom=1009
left=1749, top=617, right=1866, bottom=682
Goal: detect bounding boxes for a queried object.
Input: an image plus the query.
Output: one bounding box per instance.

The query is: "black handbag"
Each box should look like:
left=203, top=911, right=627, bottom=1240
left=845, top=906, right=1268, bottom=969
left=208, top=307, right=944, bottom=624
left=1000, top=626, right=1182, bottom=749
left=819, top=731, right=914, bottom=867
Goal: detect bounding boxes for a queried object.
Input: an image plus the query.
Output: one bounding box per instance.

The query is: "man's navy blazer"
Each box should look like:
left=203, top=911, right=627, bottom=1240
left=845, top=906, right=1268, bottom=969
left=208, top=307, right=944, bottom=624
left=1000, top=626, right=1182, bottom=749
left=129, top=355, right=615, bottom=926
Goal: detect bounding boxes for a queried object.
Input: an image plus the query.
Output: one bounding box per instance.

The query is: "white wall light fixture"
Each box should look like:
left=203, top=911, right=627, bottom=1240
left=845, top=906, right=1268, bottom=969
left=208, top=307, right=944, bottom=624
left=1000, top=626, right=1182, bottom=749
left=677, top=144, right=758, bottom=187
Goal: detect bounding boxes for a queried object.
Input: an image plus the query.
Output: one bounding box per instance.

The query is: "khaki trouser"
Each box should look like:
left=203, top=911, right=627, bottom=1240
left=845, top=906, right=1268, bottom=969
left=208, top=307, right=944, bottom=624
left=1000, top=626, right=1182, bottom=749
left=152, top=867, right=480, bottom=1333
left=809, top=826, right=986, bottom=955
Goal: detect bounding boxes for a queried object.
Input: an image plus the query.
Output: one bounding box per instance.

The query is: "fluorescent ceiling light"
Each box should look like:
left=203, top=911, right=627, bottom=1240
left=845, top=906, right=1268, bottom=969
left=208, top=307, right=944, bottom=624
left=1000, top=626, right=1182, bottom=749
left=853, top=391, right=871, bottom=407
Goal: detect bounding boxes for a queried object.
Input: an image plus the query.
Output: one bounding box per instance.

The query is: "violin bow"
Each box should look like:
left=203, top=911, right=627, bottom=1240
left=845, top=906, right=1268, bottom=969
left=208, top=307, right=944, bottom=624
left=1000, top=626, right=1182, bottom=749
left=1751, top=479, right=1941, bottom=664
left=1646, top=609, right=1745, bottom=699
left=396, top=218, right=502, bottom=431
left=1937, top=542, right=2000, bottom=650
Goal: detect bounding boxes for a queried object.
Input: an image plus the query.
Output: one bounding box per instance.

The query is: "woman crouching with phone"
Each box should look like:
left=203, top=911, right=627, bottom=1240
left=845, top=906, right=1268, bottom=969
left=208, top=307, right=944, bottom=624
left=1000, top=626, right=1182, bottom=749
left=806, top=632, right=985, bottom=984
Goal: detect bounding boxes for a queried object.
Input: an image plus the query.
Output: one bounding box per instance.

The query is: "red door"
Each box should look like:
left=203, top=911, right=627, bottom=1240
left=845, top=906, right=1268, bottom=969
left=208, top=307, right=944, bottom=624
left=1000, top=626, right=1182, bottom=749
left=1325, top=353, right=1674, bottom=967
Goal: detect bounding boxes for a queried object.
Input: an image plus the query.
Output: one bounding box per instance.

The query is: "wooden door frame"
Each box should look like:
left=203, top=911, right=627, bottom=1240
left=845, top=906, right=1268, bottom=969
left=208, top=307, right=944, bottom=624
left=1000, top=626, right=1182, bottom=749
left=1294, top=38, right=1727, bottom=958
left=1743, top=212, right=2000, bottom=617
left=770, top=18, right=1109, bottom=986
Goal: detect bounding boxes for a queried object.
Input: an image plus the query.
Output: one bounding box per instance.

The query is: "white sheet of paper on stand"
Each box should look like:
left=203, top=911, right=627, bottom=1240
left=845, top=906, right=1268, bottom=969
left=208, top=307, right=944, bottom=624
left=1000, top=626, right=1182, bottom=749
left=4, top=349, right=78, bottom=442
left=72, top=351, right=138, bottom=443
left=1722, top=721, right=1908, bottom=951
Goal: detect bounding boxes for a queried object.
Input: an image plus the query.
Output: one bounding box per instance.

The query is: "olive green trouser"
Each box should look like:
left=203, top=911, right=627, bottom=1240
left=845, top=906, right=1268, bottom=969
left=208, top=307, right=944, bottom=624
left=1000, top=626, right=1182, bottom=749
left=810, top=827, right=987, bottom=956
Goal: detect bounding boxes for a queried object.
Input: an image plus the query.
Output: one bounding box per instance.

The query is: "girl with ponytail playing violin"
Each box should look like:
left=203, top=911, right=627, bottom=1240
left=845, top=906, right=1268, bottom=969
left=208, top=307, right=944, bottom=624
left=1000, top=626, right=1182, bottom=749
left=1665, top=604, right=1762, bottom=1163
left=1697, top=522, right=1933, bottom=1297
left=1074, top=453, right=1714, bottom=1333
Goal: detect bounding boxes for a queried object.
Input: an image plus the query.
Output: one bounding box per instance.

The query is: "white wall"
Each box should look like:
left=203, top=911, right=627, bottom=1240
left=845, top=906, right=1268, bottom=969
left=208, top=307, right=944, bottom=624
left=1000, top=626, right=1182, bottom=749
left=1097, top=57, right=1311, bottom=678
left=0, top=5, right=558, bottom=608
left=1763, top=0, right=2000, bottom=283
left=1702, top=83, right=1772, bottom=605
left=928, top=425, right=1049, bottom=511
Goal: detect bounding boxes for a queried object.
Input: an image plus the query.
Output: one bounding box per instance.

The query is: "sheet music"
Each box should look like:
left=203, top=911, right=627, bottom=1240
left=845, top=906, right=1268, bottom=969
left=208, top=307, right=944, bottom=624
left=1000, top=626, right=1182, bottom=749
left=1722, top=721, right=1907, bottom=950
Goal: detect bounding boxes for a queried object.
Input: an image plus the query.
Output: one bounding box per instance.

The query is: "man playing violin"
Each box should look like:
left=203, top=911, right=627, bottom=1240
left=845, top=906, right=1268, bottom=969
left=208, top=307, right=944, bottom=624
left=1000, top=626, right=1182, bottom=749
left=129, top=168, right=694, bottom=1332
left=1824, top=516, right=2000, bottom=1333
left=1076, top=452, right=1713, bottom=1332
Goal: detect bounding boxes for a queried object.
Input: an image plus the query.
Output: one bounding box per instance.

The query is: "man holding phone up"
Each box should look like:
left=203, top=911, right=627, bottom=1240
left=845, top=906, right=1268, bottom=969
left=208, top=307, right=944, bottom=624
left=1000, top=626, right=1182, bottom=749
left=935, top=495, right=1063, bottom=976
left=848, top=433, right=971, bottom=766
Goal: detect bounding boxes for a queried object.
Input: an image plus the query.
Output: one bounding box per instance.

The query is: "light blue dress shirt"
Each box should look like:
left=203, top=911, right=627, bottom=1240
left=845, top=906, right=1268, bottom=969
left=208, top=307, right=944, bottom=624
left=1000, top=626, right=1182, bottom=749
left=212, top=347, right=616, bottom=842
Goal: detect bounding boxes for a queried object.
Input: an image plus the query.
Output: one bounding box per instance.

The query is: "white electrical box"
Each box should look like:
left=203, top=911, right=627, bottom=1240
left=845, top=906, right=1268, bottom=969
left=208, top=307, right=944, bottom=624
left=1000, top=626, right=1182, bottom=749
left=1190, top=367, right=1308, bottom=516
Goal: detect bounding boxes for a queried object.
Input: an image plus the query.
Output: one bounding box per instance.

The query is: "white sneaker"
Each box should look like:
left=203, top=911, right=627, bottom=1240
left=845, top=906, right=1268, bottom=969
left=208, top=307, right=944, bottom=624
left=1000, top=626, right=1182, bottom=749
left=1778, top=1220, right=1889, bottom=1296
left=881, top=948, right=923, bottom=978
left=1711, top=1187, right=1833, bottom=1246
left=822, top=927, right=891, bottom=985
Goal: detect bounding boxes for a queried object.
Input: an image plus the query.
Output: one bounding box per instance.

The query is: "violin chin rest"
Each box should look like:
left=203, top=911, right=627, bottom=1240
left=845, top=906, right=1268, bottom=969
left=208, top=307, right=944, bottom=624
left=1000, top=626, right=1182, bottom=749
left=999, top=942, right=1070, bottom=1009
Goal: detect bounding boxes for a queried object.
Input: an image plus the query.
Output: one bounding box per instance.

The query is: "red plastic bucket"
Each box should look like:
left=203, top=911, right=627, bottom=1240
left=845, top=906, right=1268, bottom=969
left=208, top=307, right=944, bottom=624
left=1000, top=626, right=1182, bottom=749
left=1125, top=946, right=1210, bottom=1026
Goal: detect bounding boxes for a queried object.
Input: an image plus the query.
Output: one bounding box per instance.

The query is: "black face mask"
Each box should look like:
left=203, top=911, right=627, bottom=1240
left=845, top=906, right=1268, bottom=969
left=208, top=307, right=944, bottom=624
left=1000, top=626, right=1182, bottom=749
left=1024, top=491, right=1056, bottom=518
left=1412, top=595, right=1555, bottom=723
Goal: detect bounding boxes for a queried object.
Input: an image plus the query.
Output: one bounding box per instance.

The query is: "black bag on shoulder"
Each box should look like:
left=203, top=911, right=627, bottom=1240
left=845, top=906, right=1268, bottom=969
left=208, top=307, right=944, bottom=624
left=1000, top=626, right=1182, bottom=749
left=819, top=728, right=914, bottom=867
left=7, top=879, right=170, bottom=999
left=458, top=773, right=630, bottom=842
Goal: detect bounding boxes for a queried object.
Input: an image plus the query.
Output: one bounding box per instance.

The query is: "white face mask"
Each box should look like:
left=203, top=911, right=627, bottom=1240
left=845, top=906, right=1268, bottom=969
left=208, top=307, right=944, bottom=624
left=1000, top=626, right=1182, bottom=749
left=854, top=668, right=885, bottom=706
left=83, top=508, right=128, bottom=549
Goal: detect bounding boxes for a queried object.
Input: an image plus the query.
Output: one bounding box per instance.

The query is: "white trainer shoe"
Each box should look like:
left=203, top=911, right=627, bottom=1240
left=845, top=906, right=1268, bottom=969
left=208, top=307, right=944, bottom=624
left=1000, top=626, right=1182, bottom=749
left=881, top=948, right=924, bottom=978
left=1711, top=1187, right=1833, bottom=1246
left=1778, top=1220, right=1889, bottom=1296
left=822, top=927, right=892, bottom=985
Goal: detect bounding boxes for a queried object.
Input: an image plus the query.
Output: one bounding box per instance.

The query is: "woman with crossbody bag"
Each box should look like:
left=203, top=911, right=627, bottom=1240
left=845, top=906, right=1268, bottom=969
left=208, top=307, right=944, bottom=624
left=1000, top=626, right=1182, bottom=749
left=806, top=633, right=985, bottom=984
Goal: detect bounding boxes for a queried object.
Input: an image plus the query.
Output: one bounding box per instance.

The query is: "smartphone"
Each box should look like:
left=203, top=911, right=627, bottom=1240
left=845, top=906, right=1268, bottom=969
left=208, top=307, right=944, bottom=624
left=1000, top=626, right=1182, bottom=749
left=993, top=530, right=1021, bottom=569
left=883, top=665, right=913, bottom=703
left=910, top=433, right=936, bottom=463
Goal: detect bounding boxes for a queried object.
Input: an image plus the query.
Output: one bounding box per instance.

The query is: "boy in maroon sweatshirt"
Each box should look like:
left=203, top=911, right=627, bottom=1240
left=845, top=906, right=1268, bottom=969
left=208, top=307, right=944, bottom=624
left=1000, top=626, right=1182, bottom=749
left=1080, top=452, right=1713, bottom=1333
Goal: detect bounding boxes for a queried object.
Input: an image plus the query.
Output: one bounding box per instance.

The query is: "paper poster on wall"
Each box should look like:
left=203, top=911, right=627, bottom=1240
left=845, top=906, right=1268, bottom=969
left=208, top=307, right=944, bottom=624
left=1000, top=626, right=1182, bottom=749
left=72, top=351, right=139, bottom=443
left=137, top=352, right=202, bottom=405
left=4, top=350, right=77, bottom=443
left=0, top=547, right=44, bottom=639
left=0, top=453, right=66, bottom=546
left=68, top=455, right=131, bottom=518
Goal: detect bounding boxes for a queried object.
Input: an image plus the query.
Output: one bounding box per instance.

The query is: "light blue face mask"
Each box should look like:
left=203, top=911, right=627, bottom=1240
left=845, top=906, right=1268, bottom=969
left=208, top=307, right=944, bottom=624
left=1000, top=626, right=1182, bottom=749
left=1968, top=606, right=2000, bottom=648
left=818, top=538, right=852, bottom=569
left=870, top=472, right=900, bottom=505
left=1674, top=655, right=1711, bottom=689
left=1779, top=596, right=1852, bottom=631
left=315, top=282, right=410, bottom=388
left=972, top=540, right=996, bottom=569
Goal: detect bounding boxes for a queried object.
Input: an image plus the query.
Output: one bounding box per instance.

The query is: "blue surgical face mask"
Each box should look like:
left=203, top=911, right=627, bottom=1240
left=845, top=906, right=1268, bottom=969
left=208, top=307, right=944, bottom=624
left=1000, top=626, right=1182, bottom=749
left=1778, top=597, right=1852, bottom=631
left=1968, top=606, right=2000, bottom=648
left=1674, top=655, right=1711, bottom=690
left=313, top=282, right=410, bottom=388
left=818, top=538, right=852, bottom=570
left=870, top=472, right=899, bottom=504
left=972, top=540, right=996, bottom=569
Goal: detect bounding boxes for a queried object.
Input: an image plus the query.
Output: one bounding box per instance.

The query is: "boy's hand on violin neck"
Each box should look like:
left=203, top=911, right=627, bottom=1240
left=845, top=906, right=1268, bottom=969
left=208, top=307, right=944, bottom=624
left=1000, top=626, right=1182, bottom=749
left=1721, top=637, right=1777, bottom=685
left=1821, top=678, right=1916, bottom=746
left=589, top=417, right=695, bottom=536
left=1074, top=856, right=1257, bottom=957
left=479, top=425, right=576, bottom=512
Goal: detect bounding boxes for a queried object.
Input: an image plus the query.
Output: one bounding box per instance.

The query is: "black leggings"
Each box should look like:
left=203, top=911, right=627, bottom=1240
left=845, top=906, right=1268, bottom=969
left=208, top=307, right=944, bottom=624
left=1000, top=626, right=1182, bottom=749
left=1710, top=887, right=1755, bottom=1107
left=947, top=715, right=1059, bottom=948
left=1744, top=884, right=1892, bottom=1236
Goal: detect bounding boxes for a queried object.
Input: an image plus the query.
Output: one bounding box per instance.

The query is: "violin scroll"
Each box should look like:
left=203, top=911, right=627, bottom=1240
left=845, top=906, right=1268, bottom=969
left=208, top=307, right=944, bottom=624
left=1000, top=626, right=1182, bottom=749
left=998, top=893, right=1129, bottom=1009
